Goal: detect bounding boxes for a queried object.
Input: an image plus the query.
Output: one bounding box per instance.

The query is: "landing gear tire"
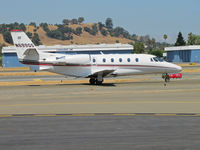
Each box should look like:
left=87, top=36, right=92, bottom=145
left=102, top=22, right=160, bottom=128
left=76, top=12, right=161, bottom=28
left=89, top=78, right=96, bottom=85
left=96, top=80, right=103, bottom=85
left=165, top=77, right=170, bottom=83
left=89, top=78, right=103, bottom=85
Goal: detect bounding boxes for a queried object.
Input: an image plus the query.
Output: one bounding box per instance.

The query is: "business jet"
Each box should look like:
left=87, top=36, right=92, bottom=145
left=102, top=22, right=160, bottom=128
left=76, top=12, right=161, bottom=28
left=10, top=30, right=182, bottom=85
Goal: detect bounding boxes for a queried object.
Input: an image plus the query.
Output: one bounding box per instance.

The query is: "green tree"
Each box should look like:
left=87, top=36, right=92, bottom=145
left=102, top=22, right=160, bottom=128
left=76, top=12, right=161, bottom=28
left=147, top=38, right=156, bottom=51
left=0, top=24, right=7, bottom=33
left=3, top=31, right=13, bottom=44
left=133, top=42, right=145, bottom=53
left=71, top=19, right=78, bottom=24
left=91, top=23, right=98, bottom=35
left=148, top=49, right=164, bottom=58
left=26, top=32, right=33, bottom=38
left=163, top=34, right=168, bottom=41
left=32, top=33, right=42, bottom=45
left=40, top=23, right=49, bottom=32
left=105, top=18, right=113, bottom=30
left=62, top=19, right=70, bottom=25
left=98, top=22, right=104, bottom=30
left=29, top=22, right=36, bottom=27
left=74, top=27, right=82, bottom=35
left=175, top=32, right=186, bottom=46
left=78, top=17, right=84, bottom=24
left=187, top=32, right=195, bottom=45
left=19, top=23, right=26, bottom=31
left=187, top=32, right=200, bottom=45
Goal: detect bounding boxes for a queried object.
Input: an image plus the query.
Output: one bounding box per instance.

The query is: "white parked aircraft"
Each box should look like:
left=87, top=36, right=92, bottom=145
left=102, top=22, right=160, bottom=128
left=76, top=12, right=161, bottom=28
left=11, top=29, right=182, bottom=85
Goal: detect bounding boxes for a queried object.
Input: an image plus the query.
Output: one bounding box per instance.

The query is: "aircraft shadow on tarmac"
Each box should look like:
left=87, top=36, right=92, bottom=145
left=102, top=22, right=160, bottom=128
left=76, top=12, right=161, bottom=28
left=26, top=81, right=170, bottom=87
left=57, top=83, right=116, bottom=87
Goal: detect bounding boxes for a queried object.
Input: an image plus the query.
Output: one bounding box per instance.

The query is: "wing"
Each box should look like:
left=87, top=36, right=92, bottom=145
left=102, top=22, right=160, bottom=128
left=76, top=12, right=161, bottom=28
left=87, top=69, right=115, bottom=78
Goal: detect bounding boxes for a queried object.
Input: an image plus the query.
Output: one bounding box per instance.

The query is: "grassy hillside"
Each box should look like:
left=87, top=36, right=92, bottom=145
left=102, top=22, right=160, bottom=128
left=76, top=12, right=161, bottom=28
left=0, top=23, right=132, bottom=46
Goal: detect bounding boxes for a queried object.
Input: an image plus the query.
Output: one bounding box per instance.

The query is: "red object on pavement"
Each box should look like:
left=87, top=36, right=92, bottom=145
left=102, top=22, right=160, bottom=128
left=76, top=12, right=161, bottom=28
left=169, top=73, right=182, bottom=79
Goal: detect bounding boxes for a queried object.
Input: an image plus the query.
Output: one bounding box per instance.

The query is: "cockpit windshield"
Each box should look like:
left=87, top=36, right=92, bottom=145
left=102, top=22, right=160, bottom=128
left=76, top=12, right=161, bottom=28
left=152, top=57, right=164, bottom=62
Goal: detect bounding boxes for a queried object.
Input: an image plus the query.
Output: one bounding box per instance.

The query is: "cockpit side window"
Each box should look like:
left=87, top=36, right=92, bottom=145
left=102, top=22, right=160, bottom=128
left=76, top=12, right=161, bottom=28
left=152, top=57, right=163, bottom=62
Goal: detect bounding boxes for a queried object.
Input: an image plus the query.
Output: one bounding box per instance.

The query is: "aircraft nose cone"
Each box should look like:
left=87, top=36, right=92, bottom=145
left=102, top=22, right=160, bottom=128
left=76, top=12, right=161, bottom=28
left=176, top=65, right=182, bottom=72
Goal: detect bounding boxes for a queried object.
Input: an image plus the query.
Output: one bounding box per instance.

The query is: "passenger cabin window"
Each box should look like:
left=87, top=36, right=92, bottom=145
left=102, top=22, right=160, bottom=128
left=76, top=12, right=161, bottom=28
left=150, top=58, right=154, bottom=62
left=93, top=59, right=96, bottom=63
left=127, top=58, right=131, bottom=62
left=111, top=58, right=114, bottom=62
left=103, top=58, right=106, bottom=63
left=119, top=58, right=122, bottom=62
left=135, top=58, right=139, bottom=62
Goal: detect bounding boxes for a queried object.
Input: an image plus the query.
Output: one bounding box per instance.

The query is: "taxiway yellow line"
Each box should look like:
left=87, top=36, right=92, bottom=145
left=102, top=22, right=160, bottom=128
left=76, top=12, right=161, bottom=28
left=0, top=67, right=30, bottom=71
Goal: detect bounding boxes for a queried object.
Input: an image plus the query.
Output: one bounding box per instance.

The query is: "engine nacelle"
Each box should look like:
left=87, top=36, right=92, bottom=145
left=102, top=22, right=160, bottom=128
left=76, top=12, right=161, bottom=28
left=168, top=73, right=182, bottom=79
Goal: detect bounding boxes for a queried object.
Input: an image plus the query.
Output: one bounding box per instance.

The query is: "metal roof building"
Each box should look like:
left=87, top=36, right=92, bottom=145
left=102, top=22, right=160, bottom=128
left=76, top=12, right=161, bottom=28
left=165, top=45, right=200, bottom=63
left=2, top=43, right=133, bottom=67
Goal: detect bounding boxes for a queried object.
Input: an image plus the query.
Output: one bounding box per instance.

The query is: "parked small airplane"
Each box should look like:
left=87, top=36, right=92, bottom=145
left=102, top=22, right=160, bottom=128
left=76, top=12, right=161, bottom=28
left=10, top=29, right=182, bottom=85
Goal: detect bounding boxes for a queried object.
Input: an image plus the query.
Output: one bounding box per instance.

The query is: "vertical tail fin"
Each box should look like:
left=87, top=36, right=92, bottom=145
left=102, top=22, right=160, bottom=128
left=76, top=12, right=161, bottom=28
left=10, top=29, right=39, bottom=60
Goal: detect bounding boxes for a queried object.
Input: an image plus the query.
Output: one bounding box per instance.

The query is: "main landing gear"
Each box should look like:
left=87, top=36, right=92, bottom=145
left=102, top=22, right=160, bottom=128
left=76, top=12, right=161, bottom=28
left=89, top=78, right=104, bottom=85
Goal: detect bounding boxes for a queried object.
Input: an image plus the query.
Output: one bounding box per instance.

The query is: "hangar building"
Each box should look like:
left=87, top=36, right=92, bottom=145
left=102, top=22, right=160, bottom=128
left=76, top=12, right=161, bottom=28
left=2, top=43, right=133, bottom=67
left=165, top=45, right=200, bottom=63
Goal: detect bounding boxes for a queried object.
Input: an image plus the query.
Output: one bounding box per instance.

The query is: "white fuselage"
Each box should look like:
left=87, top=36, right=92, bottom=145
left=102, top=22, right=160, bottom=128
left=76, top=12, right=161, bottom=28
left=23, top=53, right=182, bottom=78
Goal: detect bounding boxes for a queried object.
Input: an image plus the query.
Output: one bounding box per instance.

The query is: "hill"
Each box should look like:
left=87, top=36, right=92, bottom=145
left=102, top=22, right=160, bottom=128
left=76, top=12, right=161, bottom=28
left=0, top=23, right=132, bottom=46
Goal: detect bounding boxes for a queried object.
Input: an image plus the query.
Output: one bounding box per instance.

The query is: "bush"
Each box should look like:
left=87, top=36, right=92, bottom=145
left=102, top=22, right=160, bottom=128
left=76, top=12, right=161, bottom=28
left=32, top=33, right=42, bottom=45
left=100, top=29, right=107, bottom=36
left=84, top=24, right=98, bottom=36
left=74, top=27, right=82, bottom=35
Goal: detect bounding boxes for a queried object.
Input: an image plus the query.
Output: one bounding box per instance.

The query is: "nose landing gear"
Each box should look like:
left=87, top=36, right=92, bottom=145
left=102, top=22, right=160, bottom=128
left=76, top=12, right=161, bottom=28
left=162, top=73, right=170, bottom=86
left=163, top=73, right=170, bottom=82
left=162, top=73, right=170, bottom=83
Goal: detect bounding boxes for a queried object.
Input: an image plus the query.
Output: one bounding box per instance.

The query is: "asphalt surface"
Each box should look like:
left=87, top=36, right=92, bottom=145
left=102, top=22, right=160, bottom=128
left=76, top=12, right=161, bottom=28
left=0, top=65, right=200, bottom=149
left=0, top=116, right=200, bottom=150
left=0, top=71, right=200, bottom=114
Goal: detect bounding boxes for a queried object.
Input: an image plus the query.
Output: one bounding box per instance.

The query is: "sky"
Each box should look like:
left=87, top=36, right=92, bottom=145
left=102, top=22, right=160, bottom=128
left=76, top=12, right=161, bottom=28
left=0, top=0, right=200, bottom=43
